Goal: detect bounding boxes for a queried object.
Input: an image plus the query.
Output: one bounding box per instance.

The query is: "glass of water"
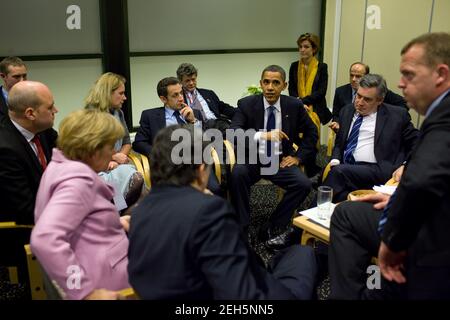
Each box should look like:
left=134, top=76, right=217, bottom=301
left=317, top=186, right=333, bottom=220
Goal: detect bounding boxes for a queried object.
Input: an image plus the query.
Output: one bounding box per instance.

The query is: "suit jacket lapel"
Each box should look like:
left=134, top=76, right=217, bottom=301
left=157, top=107, right=167, bottom=130
left=0, top=92, right=8, bottom=117
left=280, top=96, right=290, bottom=135
left=6, top=120, right=44, bottom=174
left=375, top=104, right=387, bottom=145
left=341, top=107, right=354, bottom=144
left=344, top=84, right=353, bottom=105
left=254, top=95, right=265, bottom=130
left=198, top=89, right=217, bottom=116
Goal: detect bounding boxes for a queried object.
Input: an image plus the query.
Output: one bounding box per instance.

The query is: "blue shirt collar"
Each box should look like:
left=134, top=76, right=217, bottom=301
left=1, top=86, right=8, bottom=104
left=425, top=89, right=450, bottom=118
left=263, top=97, right=281, bottom=112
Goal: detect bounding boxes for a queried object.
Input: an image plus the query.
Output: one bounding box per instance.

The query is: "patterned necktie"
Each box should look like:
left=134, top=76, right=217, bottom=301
left=173, top=110, right=185, bottom=124
left=377, top=191, right=396, bottom=235
left=343, top=114, right=363, bottom=164
left=352, top=90, right=357, bottom=103
left=188, top=91, right=207, bottom=120
left=266, top=106, right=275, bottom=157
left=32, top=135, right=47, bottom=170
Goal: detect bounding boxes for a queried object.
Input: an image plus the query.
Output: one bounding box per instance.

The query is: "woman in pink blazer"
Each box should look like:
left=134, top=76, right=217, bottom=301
left=31, top=109, right=130, bottom=300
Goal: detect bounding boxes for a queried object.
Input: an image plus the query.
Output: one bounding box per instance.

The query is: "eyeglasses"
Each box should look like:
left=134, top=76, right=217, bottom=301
left=300, top=33, right=311, bottom=38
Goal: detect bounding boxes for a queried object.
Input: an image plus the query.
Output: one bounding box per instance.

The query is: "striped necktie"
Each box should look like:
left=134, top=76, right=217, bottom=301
left=343, top=114, right=363, bottom=164
left=377, top=191, right=397, bottom=235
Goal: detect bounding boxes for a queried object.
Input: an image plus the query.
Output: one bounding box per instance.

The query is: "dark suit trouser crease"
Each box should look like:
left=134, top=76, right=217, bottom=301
left=328, top=201, right=381, bottom=299
left=268, top=245, right=318, bottom=300
left=230, top=163, right=311, bottom=230
left=324, top=163, right=387, bottom=202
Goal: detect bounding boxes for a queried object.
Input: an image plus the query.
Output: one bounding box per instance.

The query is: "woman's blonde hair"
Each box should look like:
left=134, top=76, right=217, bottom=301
left=84, top=72, right=126, bottom=112
left=57, top=109, right=124, bottom=161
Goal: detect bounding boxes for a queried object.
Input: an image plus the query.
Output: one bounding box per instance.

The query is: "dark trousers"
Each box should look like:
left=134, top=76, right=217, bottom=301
left=230, top=163, right=311, bottom=230
left=268, top=245, right=318, bottom=300
left=328, top=201, right=405, bottom=300
left=323, top=163, right=388, bottom=202
left=328, top=201, right=381, bottom=299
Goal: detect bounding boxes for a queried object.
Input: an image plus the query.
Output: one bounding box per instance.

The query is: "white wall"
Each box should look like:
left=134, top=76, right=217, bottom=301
left=130, top=52, right=298, bottom=126
left=26, top=59, right=103, bottom=129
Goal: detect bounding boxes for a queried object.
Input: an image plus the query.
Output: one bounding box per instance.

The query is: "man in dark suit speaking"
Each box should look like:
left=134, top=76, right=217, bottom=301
left=128, top=124, right=317, bottom=300
left=323, top=74, right=418, bottom=202
left=229, top=65, right=317, bottom=249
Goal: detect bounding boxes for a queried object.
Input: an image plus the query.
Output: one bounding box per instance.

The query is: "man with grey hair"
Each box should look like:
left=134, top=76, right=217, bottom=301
left=322, top=74, right=419, bottom=202
left=0, top=56, right=28, bottom=119
left=329, top=62, right=407, bottom=132
left=176, top=63, right=235, bottom=132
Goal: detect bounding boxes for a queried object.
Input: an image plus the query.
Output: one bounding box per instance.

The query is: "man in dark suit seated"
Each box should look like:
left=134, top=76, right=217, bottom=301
left=128, top=124, right=317, bottom=300
left=328, top=32, right=450, bottom=300
left=0, top=80, right=58, bottom=298
left=176, top=63, right=235, bottom=133
left=0, top=56, right=28, bottom=120
left=132, top=76, right=221, bottom=196
left=229, top=65, right=317, bottom=250
left=329, top=62, right=408, bottom=133
left=323, top=74, right=419, bottom=202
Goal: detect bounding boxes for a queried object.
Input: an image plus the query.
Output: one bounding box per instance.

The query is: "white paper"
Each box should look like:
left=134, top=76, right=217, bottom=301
left=372, top=184, right=397, bottom=195
left=298, top=203, right=337, bottom=229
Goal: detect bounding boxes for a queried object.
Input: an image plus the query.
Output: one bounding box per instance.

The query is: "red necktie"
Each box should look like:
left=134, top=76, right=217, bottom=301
left=32, top=135, right=47, bottom=170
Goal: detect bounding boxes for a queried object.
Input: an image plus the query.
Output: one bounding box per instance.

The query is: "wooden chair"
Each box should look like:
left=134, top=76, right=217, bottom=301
left=326, top=128, right=335, bottom=158
left=119, top=287, right=138, bottom=299
left=130, top=147, right=223, bottom=191
left=24, top=244, right=47, bottom=300
left=128, top=151, right=151, bottom=189
left=140, top=153, right=151, bottom=189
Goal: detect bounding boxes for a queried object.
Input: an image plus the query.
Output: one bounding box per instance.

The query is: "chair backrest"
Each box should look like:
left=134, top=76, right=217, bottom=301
left=140, top=153, right=151, bottom=189
left=119, top=287, right=139, bottom=299
left=210, top=146, right=222, bottom=185
left=24, top=244, right=47, bottom=300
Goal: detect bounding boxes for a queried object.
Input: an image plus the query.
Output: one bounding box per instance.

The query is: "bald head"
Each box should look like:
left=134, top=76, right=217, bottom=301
left=8, top=81, right=57, bottom=133
left=8, top=81, right=51, bottom=113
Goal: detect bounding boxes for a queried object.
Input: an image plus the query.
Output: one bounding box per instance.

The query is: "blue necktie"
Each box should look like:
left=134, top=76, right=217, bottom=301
left=266, top=106, right=275, bottom=157
left=173, top=110, right=185, bottom=124
left=377, top=191, right=396, bottom=235
left=343, top=114, right=363, bottom=164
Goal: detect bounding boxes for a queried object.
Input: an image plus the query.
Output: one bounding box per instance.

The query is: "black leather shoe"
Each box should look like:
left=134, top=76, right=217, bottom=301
left=258, top=225, right=274, bottom=242
left=265, top=226, right=298, bottom=250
